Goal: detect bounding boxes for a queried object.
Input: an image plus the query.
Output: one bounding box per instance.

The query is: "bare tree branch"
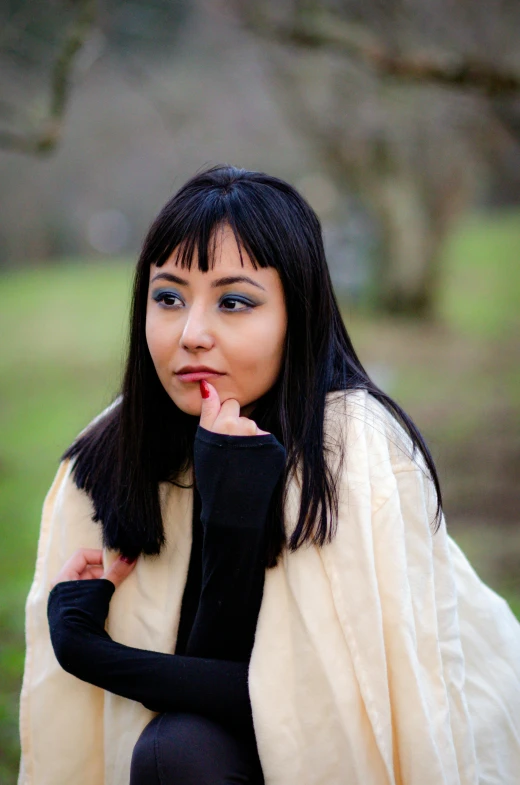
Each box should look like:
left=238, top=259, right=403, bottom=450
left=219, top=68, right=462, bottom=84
left=0, top=0, right=97, bottom=155
left=239, top=6, right=520, bottom=97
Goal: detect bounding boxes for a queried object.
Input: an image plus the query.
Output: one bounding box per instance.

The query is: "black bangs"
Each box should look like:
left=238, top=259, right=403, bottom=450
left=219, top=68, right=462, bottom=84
left=140, top=169, right=259, bottom=273
left=158, top=213, right=260, bottom=276
left=140, top=163, right=321, bottom=280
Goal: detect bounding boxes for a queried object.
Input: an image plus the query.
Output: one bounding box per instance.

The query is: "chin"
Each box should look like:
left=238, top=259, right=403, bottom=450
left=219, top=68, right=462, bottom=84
left=174, top=398, right=203, bottom=417
left=163, top=387, right=198, bottom=416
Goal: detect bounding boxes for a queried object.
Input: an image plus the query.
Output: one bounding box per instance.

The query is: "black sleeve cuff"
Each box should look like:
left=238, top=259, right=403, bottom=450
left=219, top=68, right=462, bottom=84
left=195, top=424, right=281, bottom=449
left=48, top=578, right=115, bottom=628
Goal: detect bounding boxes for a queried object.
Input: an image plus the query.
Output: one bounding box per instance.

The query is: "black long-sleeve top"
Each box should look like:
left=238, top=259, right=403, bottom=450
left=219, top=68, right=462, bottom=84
left=47, top=424, right=286, bottom=741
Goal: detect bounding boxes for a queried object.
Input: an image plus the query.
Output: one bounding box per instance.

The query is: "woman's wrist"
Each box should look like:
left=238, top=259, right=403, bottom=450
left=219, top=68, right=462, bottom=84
left=48, top=578, right=116, bottom=627
left=49, top=577, right=116, bottom=598
left=195, top=423, right=282, bottom=449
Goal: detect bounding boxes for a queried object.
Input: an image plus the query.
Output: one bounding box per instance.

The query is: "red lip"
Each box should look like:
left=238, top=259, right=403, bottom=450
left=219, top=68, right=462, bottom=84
left=176, top=365, right=223, bottom=374
left=175, top=366, right=225, bottom=383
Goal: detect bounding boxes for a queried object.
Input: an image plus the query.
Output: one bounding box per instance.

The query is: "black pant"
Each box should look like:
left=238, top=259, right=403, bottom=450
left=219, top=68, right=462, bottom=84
left=130, top=712, right=265, bottom=785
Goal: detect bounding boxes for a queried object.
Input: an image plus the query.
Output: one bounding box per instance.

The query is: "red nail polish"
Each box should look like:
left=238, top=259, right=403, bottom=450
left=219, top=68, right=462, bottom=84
left=120, top=555, right=136, bottom=564
left=200, top=380, right=210, bottom=399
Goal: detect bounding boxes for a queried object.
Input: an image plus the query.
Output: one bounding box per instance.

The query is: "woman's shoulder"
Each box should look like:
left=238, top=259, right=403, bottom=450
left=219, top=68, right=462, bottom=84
left=61, top=396, right=122, bottom=463
left=72, top=395, right=123, bottom=442
left=324, top=388, right=427, bottom=474
left=54, top=396, right=123, bottom=500
left=41, top=454, right=98, bottom=538
left=323, top=388, right=439, bottom=525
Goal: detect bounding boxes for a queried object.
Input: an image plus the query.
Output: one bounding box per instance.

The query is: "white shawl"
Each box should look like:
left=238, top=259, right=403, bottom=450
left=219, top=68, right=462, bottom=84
left=17, top=389, right=520, bottom=784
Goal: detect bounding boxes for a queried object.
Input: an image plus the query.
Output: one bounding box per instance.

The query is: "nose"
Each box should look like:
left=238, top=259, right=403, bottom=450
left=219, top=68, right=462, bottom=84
left=179, top=302, right=215, bottom=351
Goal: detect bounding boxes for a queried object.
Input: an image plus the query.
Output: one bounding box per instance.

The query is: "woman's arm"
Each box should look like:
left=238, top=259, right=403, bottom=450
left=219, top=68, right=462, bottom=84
left=47, top=430, right=286, bottom=735
left=47, top=578, right=253, bottom=737
left=184, top=424, right=286, bottom=661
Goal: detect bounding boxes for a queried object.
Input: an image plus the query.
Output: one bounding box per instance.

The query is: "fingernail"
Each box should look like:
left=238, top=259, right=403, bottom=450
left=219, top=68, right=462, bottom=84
left=120, top=555, right=137, bottom=564
left=200, top=380, right=210, bottom=399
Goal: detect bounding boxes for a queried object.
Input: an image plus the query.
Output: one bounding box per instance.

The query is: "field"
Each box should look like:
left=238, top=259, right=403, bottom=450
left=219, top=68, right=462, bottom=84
left=0, top=209, right=519, bottom=782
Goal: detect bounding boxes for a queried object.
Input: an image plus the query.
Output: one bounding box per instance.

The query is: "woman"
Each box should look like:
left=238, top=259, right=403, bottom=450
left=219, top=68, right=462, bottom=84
left=18, top=165, right=520, bottom=785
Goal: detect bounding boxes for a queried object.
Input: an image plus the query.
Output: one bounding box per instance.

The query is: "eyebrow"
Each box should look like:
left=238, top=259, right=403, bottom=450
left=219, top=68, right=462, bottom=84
left=150, top=272, right=267, bottom=292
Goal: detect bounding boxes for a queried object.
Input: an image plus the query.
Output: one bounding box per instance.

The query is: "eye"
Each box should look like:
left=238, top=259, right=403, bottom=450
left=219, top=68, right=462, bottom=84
left=220, top=296, right=254, bottom=312
left=152, top=290, right=255, bottom=311
left=153, top=291, right=182, bottom=307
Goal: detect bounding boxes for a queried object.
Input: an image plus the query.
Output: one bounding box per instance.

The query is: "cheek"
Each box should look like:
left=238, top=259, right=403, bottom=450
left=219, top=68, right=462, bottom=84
left=146, top=311, right=172, bottom=369
left=231, top=315, right=286, bottom=372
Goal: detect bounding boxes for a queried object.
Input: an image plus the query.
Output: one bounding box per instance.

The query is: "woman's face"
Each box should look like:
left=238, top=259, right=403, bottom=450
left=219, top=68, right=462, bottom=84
left=146, top=224, right=288, bottom=418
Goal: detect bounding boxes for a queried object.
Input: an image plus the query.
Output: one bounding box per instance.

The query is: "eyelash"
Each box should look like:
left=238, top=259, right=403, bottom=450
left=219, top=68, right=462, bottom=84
left=153, top=292, right=255, bottom=312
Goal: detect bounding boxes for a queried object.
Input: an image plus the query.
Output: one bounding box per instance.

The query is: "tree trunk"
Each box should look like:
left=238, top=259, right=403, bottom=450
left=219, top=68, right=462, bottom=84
left=368, top=173, right=443, bottom=318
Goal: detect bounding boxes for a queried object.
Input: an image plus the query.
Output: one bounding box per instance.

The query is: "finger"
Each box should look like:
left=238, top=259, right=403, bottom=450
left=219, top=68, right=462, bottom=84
left=76, top=548, right=104, bottom=564
left=73, top=549, right=105, bottom=581
left=214, top=398, right=242, bottom=432
left=72, top=548, right=104, bottom=573
left=50, top=548, right=104, bottom=589
left=235, top=413, right=271, bottom=436
left=50, top=567, right=81, bottom=589
left=234, top=414, right=262, bottom=435
left=199, top=380, right=221, bottom=431
left=246, top=421, right=271, bottom=435
left=84, top=565, right=105, bottom=580
left=102, top=555, right=138, bottom=589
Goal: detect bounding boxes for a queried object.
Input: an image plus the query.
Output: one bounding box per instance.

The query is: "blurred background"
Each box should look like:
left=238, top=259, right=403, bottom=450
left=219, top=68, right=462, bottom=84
left=1, top=0, right=519, bottom=780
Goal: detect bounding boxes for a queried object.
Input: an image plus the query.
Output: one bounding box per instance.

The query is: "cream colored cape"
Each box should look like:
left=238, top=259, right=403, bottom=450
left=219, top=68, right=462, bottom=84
left=18, top=389, right=520, bottom=785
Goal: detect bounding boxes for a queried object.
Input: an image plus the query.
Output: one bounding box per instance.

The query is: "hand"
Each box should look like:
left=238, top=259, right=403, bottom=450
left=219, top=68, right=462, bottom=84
left=199, top=379, right=270, bottom=436
left=50, top=547, right=137, bottom=591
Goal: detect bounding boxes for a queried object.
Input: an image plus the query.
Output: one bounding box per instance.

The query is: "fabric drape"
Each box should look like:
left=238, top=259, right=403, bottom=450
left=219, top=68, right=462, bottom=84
left=17, top=389, right=520, bottom=785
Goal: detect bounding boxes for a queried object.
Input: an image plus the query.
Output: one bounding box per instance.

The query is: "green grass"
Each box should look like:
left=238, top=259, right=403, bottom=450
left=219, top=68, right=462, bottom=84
left=439, top=207, right=520, bottom=341
left=0, top=260, right=135, bottom=778
left=1, top=208, right=519, bottom=782
left=0, top=261, right=133, bottom=591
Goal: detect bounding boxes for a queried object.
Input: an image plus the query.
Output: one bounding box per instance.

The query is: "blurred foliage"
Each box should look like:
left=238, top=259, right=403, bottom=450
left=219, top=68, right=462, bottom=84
left=1, top=0, right=519, bottom=321
left=0, top=0, right=191, bottom=153
left=0, top=208, right=519, bottom=781
left=234, top=0, right=520, bottom=316
left=1, top=0, right=190, bottom=68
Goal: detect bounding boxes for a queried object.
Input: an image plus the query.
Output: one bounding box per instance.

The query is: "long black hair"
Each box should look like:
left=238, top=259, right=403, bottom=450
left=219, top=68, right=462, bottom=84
left=64, top=164, right=444, bottom=567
